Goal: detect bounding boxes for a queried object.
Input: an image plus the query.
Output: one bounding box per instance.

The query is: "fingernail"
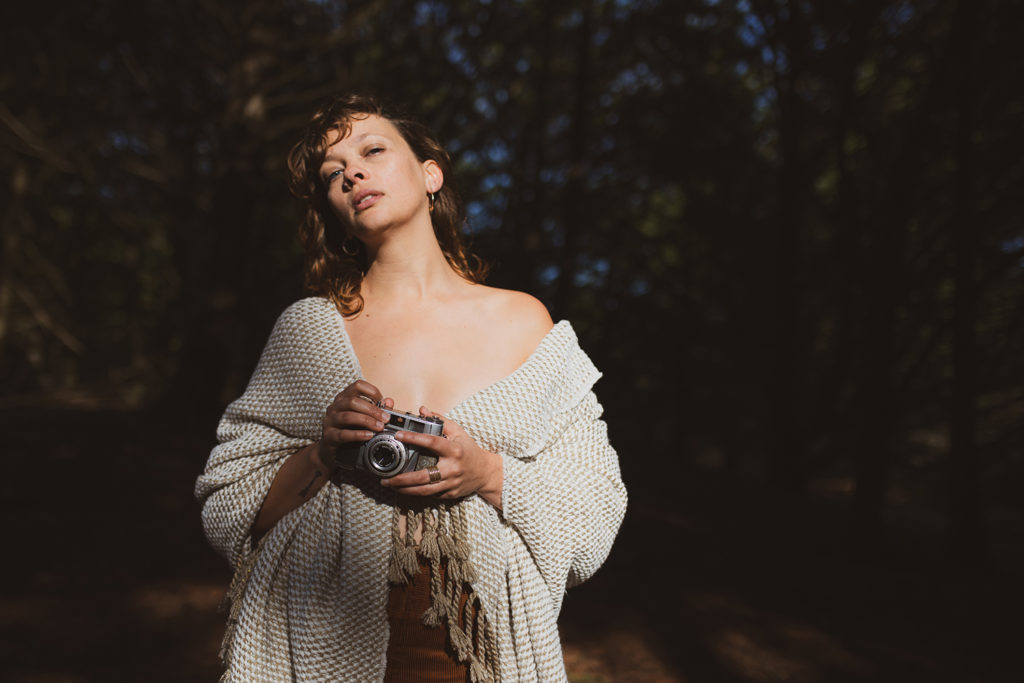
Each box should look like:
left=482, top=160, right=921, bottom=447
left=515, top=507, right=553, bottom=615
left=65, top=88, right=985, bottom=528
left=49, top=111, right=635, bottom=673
left=375, top=421, right=384, bottom=429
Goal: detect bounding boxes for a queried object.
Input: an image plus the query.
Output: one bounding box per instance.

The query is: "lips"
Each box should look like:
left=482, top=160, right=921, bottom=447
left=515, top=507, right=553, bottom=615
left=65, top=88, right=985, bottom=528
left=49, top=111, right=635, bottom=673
left=352, top=190, right=382, bottom=212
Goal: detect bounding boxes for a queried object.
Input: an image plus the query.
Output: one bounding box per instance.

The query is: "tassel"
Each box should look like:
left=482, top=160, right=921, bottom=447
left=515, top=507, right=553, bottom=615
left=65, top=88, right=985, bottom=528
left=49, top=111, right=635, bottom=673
left=463, top=589, right=479, bottom=636
left=421, top=557, right=446, bottom=626
left=420, top=603, right=443, bottom=627
left=450, top=507, right=471, bottom=560
left=217, top=538, right=263, bottom=664
left=449, top=624, right=473, bottom=659
left=405, top=508, right=420, bottom=546
left=402, top=547, right=419, bottom=576
left=437, top=530, right=457, bottom=558
left=419, top=510, right=440, bottom=560
left=447, top=557, right=464, bottom=586
left=217, top=626, right=235, bottom=665
left=483, top=618, right=496, bottom=669
left=387, top=553, right=408, bottom=584
left=461, top=559, right=477, bottom=583
left=468, top=654, right=493, bottom=683
left=444, top=569, right=461, bottom=610
left=398, top=542, right=419, bottom=578
left=436, top=509, right=457, bottom=558
left=388, top=507, right=416, bottom=584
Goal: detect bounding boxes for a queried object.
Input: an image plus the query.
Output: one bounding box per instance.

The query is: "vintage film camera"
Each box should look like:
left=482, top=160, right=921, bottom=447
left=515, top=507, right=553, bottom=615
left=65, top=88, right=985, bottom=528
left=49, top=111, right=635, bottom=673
left=335, top=404, right=444, bottom=478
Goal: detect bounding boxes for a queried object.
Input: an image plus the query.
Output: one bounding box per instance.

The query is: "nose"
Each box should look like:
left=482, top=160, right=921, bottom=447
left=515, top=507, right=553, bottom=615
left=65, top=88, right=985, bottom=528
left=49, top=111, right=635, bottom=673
left=342, top=165, right=366, bottom=189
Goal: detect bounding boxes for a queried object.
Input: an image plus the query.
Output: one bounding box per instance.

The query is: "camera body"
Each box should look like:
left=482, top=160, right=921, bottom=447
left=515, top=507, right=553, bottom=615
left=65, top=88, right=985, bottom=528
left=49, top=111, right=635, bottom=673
left=335, top=405, right=443, bottom=478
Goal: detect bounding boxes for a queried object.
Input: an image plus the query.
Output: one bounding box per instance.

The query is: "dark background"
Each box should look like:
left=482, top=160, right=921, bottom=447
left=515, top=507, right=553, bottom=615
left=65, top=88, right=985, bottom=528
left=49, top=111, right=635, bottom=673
left=2, top=1, right=1021, bottom=681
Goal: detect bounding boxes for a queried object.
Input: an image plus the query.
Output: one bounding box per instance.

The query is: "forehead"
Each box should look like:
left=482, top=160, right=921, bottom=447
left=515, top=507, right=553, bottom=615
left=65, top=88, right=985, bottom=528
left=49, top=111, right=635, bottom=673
left=324, top=114, right=403, bottom=150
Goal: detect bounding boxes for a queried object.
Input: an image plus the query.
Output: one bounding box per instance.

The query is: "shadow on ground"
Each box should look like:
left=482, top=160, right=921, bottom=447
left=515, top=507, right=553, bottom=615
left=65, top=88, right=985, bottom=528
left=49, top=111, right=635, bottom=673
left=1, top=408, right=1018, bottom=682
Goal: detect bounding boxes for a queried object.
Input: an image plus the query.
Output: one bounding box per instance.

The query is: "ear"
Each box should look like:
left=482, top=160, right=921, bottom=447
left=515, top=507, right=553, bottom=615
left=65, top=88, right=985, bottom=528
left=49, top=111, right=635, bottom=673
left=422, top=159, right=444, bottom=194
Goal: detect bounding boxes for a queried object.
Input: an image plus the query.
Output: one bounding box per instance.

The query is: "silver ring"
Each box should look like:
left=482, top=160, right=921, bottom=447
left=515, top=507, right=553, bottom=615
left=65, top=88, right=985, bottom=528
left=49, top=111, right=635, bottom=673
left=427, top=466, right=442, bottom=483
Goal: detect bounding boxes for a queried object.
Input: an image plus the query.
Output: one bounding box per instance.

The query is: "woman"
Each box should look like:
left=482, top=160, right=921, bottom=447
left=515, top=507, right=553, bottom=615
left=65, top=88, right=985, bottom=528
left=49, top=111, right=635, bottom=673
left=196, top=94, right=627, bottom=682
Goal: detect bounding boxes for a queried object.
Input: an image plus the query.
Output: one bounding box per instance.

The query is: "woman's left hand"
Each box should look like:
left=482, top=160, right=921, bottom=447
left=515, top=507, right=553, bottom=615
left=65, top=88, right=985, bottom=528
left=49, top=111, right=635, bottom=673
left=380, top=408, right=503, bottom=510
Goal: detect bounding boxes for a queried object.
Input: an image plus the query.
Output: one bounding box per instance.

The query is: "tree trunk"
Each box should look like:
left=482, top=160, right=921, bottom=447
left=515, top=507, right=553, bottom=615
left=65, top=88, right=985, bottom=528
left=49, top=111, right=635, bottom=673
left=948, top=0, right=988, bottom=568
left=766, top=0, right=807, bottom=494
left=852, top=0, right=959, bottom=547
left=503, top=0, right=553, bottom=292
left=811, top=0, right=880, bottom=463
left=551, top=0, right=594, bottom=319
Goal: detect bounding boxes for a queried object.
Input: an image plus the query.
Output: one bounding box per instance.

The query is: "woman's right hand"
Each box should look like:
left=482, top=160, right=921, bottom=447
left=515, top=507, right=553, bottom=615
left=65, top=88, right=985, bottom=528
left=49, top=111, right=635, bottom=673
left=317, top=379, right=394, bottom=468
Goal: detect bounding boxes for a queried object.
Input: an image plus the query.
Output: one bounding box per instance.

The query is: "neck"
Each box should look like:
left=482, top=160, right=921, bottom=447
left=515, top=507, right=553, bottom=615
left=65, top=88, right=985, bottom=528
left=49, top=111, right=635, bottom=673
left=361, top=224, right=464, bottom=303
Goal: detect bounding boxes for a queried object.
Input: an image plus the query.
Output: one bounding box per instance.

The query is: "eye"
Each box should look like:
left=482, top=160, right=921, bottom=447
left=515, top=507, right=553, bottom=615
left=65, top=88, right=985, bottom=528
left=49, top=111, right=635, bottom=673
left=326, top=168, right=344, bottom=182
left=366, top=146, right=384, bottom=156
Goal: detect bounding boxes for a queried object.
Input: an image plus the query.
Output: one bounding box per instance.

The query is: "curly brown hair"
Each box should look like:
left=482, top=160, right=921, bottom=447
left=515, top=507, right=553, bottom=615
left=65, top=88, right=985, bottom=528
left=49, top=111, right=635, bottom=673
left=286, top=93, right=488, bottom=317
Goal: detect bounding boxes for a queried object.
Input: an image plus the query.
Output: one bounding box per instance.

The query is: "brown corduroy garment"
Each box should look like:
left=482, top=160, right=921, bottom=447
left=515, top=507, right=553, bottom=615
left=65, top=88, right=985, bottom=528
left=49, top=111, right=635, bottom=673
left=384, top=555, right=477, bottom=683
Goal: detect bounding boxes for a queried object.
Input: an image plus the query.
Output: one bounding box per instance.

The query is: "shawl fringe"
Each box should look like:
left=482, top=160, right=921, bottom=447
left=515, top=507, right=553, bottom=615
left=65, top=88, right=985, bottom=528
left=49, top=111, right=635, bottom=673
left=389, top=503, right=495, bottom=683
left=216, top=536, right=266, bottom=677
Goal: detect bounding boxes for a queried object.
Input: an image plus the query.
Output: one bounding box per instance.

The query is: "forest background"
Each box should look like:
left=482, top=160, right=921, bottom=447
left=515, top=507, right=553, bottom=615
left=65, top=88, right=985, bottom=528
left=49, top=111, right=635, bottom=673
left=1, top=0, right=1021, bottom=681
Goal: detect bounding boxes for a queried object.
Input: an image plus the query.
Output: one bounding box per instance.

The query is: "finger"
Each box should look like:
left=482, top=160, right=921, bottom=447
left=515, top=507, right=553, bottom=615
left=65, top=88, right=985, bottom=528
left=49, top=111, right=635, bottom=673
left=381, top=467, right=453, bottom=492
left=330, top=410, right=385, bottom=432
left=331, top=397, right=388, bottom=424
left=418, top=405, right=447, bottom=420
left=418, top=408, right=461, bottom=439
left=384, top=462, right=449, bottom=487
left=351, top=379, right=383, bottom=400
left=331, top=392, right=379, bottom=414
left=394, top=431, right=449, bottom=454
left=335, top=380, right=383, bottom=406
left=382, top=469, right=435, bottom=488
left=441, top=422, right=464, bottom=440
left=323, top=427, right=377, bottom=445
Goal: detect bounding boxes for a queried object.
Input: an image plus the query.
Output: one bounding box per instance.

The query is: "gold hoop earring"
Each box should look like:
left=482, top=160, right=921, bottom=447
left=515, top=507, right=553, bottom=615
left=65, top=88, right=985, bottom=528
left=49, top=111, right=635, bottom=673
left=428, top=192, right=436, bottom=213
left=342, top=236, right=360, bottom=256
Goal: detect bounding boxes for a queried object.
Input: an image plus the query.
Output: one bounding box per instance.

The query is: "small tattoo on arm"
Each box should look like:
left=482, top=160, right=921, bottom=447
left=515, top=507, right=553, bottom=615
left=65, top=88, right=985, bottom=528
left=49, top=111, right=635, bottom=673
left=299, top=470, right=323, bottom=497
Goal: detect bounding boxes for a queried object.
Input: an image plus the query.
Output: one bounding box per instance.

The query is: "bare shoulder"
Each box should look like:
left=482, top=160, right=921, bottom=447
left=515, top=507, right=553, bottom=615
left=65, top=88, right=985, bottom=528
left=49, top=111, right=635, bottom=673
left=482, top=286, right=553, bottom=332
left=467, top=285, right=554, bottom=354
left=490, top=288, right=553, bottom=330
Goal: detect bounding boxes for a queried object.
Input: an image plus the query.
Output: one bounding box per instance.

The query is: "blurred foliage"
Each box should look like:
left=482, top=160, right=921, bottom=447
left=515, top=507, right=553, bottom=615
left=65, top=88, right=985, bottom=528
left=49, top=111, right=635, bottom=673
left=1, top=0, right=1021, bottom=565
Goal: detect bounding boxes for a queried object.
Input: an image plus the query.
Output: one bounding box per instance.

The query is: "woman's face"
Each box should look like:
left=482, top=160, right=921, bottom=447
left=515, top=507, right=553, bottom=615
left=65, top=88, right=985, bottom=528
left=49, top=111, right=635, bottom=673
left=318, top=114, right=441, bottom=240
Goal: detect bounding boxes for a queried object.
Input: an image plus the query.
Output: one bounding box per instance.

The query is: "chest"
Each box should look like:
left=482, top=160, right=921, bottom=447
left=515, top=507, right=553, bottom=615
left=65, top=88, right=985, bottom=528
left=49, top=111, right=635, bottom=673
left=343, top=312, right=527, bottom=415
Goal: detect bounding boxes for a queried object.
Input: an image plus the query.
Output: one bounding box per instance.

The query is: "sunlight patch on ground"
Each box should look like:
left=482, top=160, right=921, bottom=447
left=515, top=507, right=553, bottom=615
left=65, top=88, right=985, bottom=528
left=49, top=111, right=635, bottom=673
left=709, top=630, right=811, bottom=680
left=131, top=581, right=224, bottom=619
left=564, top=625, right=684, bottom=682
left=690, top=591, right=871, bottom=682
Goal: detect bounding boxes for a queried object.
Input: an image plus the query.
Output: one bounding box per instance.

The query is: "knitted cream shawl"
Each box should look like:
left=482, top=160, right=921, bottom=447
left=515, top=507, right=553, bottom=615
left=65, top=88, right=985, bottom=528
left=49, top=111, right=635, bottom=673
left=195, top=297, right=627, bottom=682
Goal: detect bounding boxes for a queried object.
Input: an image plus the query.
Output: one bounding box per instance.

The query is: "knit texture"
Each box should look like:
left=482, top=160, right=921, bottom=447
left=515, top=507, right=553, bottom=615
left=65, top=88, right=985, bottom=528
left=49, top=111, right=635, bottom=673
left=195, top=297, right=627, bottom=682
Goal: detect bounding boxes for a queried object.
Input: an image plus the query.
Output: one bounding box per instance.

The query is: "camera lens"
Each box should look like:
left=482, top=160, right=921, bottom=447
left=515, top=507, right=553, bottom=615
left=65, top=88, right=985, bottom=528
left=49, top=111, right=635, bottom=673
left=367, top=438, right=405, bottom=475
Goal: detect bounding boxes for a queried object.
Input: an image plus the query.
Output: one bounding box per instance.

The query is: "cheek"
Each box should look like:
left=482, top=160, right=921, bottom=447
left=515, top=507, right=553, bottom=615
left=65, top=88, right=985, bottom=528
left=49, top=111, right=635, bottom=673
left=325, top=186, right=347, bottom=211
left=325, top=191, right=354, bottom=226
left=394, top=159, right=427, bottom=192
